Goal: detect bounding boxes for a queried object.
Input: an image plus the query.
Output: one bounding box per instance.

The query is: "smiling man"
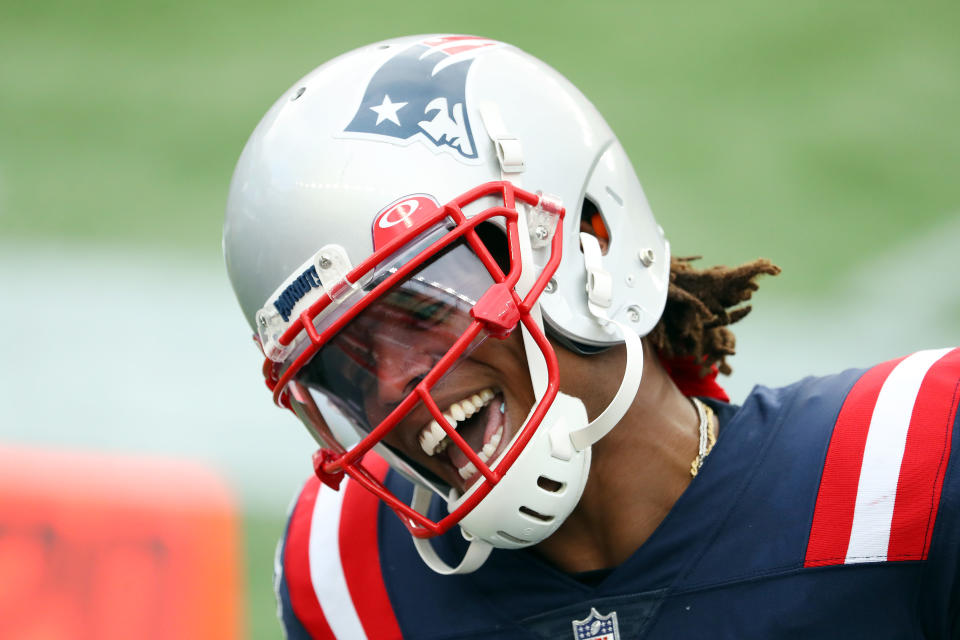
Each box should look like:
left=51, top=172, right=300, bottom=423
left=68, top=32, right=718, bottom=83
left=224, top=35, right=960, bottom=639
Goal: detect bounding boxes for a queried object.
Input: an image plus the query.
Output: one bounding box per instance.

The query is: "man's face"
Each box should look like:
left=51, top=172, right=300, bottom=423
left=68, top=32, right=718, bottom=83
left=290, top=229, right=549, bottom=494
left=344, top=286, right=535, bottom=493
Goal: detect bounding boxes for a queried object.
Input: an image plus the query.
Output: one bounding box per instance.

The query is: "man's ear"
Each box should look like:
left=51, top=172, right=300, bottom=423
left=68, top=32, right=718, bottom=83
left=579, top=197, right=610, bottom=254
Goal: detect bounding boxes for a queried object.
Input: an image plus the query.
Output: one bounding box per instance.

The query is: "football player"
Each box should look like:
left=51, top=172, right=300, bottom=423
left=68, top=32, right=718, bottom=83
left=224, top=35, right=960, bottom=639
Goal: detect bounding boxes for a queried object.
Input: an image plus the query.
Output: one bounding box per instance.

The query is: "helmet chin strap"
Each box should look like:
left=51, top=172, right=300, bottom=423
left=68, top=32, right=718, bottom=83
left=409, top=217, right=644, bottom=575
left=411, top=485, right=494, bottom=574
left=567, top=232, right=644, bottom=452
left=513, top=214, right=646, bottom=449
left=515, top=226, right=644, bottom=454
left=567, top=319, right=643, bottom=452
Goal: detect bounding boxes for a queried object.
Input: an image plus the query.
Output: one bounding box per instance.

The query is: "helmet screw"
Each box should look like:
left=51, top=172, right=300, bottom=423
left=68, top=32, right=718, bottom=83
left=545, top=278, right=557, bottom=294
left=627, top=305, right=642, bottom=323
left=258, top=315, right=267, bottom=328
left=318, top=256, right=332, bottom=269
left=638, top=248, right=655, bottom=267
left=534, top=225, right=549, bottom=241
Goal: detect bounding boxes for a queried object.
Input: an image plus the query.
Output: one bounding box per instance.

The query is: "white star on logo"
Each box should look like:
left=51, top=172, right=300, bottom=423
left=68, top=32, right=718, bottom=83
left=369, top=94, right=407, bottom=126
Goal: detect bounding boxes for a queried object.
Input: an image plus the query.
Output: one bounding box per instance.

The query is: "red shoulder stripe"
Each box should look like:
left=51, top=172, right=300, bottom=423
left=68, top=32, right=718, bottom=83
left=804, top=356, right=905, bottom=567
left=888, top=348, right=960, bottom=560
left=284, top=476, right=336, bottom=639
left=805, top=348, right=960, bottom=567
left=339, top=453, right=403, bottom=639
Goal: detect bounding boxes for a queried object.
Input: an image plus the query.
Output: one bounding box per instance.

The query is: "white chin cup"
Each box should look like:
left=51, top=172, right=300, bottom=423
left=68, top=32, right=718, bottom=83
left=452, top=390, right=591, bottom=549
left=409, top=391, right=590, bottom=576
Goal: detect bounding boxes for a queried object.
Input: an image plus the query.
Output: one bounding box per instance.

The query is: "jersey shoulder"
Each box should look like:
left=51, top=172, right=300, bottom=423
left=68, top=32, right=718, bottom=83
left=664, top=348, right=960, bottom=638
left=686, top=347, right=960, bottom=585
left=274, top=454, right=403, bottom=640
left=803, top=346, right=960, bottom=567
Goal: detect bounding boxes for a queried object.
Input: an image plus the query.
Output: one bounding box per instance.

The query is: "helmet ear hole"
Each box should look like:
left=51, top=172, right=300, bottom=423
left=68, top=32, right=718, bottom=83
left=579, top=197, right=610, bottom=255
left=475, top=221, right=511, bottom=275
left=536, top=475, right=565, bottom=493
left=519, top=506, right=555, bottom=523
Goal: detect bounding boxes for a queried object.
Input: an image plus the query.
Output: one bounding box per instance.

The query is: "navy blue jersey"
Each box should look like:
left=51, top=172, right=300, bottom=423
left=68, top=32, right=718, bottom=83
left=276, top=348, right=960, bottom=639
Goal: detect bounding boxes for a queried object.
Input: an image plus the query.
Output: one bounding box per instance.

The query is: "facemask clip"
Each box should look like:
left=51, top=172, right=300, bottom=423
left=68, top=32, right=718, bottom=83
left=469, top=282, right=520, bottom=339
left=312, top=448, right=345, bottom=491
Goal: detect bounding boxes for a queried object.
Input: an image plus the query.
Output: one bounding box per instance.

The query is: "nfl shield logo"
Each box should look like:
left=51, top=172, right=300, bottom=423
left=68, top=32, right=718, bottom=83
left=571, top=608, right=620, bottom=640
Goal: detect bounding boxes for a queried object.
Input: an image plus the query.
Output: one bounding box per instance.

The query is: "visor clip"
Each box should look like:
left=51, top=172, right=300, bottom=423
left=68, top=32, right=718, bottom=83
left=312, top=448, right=345, bottom=491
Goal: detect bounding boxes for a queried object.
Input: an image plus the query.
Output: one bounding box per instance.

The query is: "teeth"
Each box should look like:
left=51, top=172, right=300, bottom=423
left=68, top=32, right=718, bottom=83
left=453, top=416, right=507, bottom=483
left=457, top=425, right=503, bottom=481
left=417, top=387, right=498, bottom=457
left=418, top=419, right=446, bottom=456
left=450, top=408, right=508, bottom=483
left=481, top=424, right=503, bottom=459
left=458, top=461, right=477, bottom=480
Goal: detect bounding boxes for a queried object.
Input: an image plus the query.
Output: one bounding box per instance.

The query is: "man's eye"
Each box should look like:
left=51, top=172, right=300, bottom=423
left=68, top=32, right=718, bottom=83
left=412, top=301, right=446, bottom=322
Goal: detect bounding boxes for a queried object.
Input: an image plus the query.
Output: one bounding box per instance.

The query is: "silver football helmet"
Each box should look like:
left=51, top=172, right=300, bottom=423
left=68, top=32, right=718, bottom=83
left=224, top=35, right=669, bottom=573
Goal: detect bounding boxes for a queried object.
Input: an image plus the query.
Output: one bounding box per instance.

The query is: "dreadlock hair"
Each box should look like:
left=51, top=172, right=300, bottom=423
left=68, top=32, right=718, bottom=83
left=647, top=256, right=781, bottom=376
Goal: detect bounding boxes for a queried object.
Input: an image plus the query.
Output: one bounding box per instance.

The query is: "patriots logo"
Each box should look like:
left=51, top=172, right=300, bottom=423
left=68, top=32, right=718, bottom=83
left=344, top=36, right=501, bottom=160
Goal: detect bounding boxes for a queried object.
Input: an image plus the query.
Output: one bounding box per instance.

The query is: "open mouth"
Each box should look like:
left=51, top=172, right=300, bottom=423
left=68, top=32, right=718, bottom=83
left=416, top=387, right=508, bottom=487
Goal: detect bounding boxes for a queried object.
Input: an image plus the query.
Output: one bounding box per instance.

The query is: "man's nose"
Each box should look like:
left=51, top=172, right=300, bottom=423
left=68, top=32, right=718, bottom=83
left=372, top=335, right=435, bottom=406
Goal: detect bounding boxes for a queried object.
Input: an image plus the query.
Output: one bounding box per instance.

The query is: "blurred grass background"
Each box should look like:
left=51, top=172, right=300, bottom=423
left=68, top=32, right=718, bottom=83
left=1, top=1, right=958, bottom=637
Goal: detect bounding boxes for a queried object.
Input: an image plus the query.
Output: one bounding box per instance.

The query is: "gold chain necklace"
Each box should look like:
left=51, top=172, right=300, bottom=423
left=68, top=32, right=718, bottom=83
left=690, top=398, right=718, bottom=477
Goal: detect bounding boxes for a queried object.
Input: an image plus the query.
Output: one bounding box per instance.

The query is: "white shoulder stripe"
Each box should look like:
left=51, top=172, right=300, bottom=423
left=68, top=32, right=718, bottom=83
left=309, top=483, right=368, bottom=639
left=845, top=347, right=953, bottom=563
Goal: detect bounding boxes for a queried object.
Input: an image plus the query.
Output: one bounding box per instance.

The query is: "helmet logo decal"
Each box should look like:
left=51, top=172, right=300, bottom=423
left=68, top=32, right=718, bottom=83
left=372, top=194, right=440, bottom=249
left=377, top=198, right=423, bottom=229
left=344, top=36, right=501, bottom=161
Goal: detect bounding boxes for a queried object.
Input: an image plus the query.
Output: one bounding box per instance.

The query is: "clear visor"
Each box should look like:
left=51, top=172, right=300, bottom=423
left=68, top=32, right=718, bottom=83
left=270, top=183, right=567, bottom=539
left=286, top=225, right=500, bottom=473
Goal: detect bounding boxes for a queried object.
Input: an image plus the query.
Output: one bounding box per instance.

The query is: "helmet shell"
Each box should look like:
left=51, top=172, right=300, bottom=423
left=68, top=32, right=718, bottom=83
left=224, top=35, right=669, bottom=346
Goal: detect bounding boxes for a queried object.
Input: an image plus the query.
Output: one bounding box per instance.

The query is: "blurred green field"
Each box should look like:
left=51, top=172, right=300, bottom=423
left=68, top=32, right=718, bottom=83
left=3, top=1, right=959, bottom=293
left=244, top=511, right=287, bottom=640
left=2, top=0, right=958, bottom=636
